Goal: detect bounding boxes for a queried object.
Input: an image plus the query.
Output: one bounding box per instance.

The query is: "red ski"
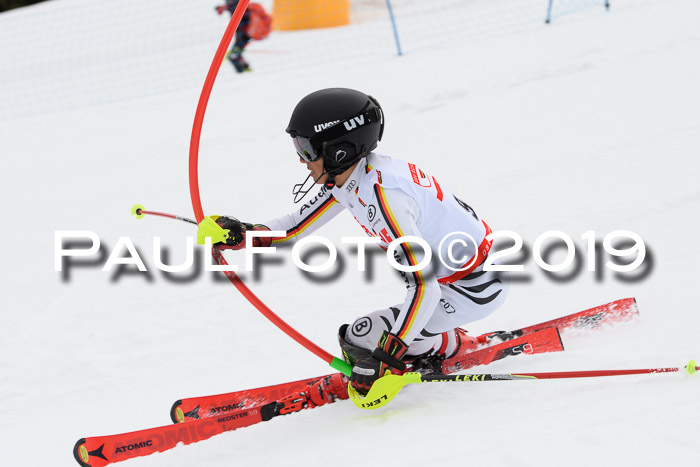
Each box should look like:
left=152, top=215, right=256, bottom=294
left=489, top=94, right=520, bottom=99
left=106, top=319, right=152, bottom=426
left=73, top=298, right=638, bottom=466
left=515, top=296, right=638, bottom=336
left=74, top=373, right=348, bottom=467
left=170, top=374, right=333, bottom=424
left=74, top=408, right=262, bottom=467
left=73, top=327, right=566, bottom=466
left=441, top=326, right=563, bottom=374
left=479, top=296, right=639, bottom=343
left=169, top=325, right=565, bottom=427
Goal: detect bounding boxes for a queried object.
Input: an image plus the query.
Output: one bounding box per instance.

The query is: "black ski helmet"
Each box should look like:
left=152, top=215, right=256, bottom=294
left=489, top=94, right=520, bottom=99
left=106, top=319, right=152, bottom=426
left=286, top=88, right=384, bottom=183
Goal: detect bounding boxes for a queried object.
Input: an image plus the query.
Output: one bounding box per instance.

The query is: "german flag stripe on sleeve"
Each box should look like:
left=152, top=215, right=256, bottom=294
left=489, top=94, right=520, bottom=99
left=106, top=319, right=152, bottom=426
left=373, top=185, right=425, bottom=341
left=270, top=195, right=339, bottom=244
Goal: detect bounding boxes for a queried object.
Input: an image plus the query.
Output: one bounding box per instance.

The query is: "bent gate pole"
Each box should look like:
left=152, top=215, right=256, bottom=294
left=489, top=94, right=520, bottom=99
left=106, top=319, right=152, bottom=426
left=187, top=0, right=351, bottom=376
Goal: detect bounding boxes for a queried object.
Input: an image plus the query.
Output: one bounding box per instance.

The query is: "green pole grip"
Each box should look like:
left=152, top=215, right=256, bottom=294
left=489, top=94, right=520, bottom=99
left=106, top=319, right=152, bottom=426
left=330, top=357, right=352, bottom=376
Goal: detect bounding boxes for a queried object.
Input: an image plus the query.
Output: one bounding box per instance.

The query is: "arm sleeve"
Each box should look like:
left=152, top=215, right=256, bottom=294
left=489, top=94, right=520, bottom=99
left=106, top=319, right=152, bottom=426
left=371, top=185, right=441, bottom=345
left=261, top=187, right=344, bottom=245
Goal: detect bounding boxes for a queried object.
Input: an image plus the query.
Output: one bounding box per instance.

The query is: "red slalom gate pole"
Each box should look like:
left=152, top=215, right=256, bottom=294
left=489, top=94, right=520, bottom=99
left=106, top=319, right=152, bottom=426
left=187, top=2, right=352, bottom=376
left=188, top=1, right=251, bottom=225
left=210, top=249, right=351, bottom=373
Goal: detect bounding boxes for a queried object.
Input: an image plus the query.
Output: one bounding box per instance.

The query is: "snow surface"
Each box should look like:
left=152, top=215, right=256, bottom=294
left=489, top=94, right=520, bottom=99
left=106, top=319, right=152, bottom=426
left=1, top=0, right=699, bottom=466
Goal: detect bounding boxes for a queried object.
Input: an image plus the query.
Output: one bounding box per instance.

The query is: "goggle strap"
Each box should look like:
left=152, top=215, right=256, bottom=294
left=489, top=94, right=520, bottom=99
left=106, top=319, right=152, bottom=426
left=308, top=107, right=382, bottom=148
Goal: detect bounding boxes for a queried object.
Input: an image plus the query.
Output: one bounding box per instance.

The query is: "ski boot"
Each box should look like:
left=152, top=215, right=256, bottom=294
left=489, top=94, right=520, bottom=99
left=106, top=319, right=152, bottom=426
left=479, top=329, right=523, bottom=344
left=410, top=328, right=489, bottom=375
left=338, top=324, right=426, bottom=375
left=228, top=46, right=251, bottom=73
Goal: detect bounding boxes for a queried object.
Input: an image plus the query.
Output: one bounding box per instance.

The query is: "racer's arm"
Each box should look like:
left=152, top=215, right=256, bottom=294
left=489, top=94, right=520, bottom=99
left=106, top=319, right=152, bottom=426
left=211, top=188, right=342, bottom=249
left=261, top=187, right=344, bottom=245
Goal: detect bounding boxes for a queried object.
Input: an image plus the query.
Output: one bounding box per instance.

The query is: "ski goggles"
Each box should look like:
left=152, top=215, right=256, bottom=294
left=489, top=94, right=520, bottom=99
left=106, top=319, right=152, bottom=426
left=292, top=136, right=322, bottom=163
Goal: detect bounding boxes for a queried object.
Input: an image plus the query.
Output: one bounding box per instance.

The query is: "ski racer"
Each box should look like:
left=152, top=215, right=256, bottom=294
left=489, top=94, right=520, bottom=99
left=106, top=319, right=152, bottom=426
left=212, top=88, right=508, bottom=395
left=215, top=1, right=271, bottom=73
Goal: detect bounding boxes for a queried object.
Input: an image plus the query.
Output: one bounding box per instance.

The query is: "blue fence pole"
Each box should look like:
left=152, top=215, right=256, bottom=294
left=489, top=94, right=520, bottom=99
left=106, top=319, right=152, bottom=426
left=385, top=0, right=402, bottom=56
left=545, top=0, right=554, bottom=23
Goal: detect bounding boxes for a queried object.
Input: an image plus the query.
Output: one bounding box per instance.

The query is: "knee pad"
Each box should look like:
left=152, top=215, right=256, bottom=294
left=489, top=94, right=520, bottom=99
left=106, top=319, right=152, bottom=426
left=344, top=311, right=391, bottom=351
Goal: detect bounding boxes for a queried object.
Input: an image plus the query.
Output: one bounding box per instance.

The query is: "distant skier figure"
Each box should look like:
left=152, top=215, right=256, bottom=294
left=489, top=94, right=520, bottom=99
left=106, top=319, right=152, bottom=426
left=215, top=1, right=272, bottom=73
left=210, top=89, right=508, bottom=395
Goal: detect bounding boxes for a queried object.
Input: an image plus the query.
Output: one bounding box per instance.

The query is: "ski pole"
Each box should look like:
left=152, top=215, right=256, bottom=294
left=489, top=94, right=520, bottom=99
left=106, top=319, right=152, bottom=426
left=349, top=360, right=698, bottom=409
left=131, top=204, right=197, bottom=225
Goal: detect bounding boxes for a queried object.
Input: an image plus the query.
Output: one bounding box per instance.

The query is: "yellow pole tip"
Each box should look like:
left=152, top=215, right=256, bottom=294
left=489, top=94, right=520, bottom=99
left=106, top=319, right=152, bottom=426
left=131, top=204, right=146, bottom=219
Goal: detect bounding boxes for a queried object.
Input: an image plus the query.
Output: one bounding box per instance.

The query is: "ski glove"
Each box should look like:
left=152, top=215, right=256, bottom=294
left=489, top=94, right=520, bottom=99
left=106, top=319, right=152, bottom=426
left=213, top=216, right=271, bottom=250
left=351, top=331, right=408, bottom=395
